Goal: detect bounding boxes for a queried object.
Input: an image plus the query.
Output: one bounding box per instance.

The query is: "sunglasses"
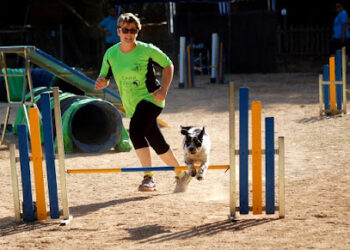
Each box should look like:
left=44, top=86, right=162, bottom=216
left=119, top=27, right=138, bottom=34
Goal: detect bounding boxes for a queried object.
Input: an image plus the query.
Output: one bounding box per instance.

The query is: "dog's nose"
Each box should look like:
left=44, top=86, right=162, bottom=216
left=189, top=147, right=196, bottom=154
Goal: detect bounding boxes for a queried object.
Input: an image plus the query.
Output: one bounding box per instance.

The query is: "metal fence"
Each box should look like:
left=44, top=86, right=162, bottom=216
left=278, top=24, right=332, bottom=56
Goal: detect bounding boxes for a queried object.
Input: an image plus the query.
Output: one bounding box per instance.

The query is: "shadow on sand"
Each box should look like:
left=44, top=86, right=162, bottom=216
left=296, top=114, right=345, bottom=124
left=122, top=218, right=279, bottom=243
left=0, top=196, right=151, bottom=237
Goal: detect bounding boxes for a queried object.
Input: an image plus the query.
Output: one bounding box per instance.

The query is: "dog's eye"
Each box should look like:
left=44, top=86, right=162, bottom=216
left=194, top=139, right=202, bottom=147
left=185, top=139, right=192, bottom=146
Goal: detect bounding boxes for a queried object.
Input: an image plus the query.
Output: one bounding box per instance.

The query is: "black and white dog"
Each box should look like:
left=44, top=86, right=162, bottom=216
left=180, top=126, right=210, bottom=181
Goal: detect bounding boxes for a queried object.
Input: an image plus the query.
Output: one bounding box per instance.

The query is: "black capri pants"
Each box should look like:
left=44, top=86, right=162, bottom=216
left=129, top=100, right=170, bottom=155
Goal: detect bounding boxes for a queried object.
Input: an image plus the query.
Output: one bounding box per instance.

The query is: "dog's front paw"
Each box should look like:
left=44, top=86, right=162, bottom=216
left=196, top=174, right=204, bottom=181
left=189, top=168, right=197, bottom=177
left=196, top=167, right=207, bottom=181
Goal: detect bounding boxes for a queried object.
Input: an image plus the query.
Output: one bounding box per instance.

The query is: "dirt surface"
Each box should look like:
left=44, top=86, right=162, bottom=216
left=0, top=73, right=349, bottom=249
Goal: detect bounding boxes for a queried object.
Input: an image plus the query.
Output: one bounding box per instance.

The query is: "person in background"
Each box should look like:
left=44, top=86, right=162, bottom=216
left=95, top=13, right=192, bottom=193
left=330, top=1, right=350, bottom=55
left=98, top=6, right=120, bottom=51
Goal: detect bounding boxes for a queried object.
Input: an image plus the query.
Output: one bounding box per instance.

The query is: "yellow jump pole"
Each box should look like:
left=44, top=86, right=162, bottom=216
left=229, top=83, right=236, bottom=220
left=156, top=119, right=168, bottom=128
left=28, top=107, right=47, bottom=220
left=329, top=56, right=336, bottom=111
left=252, top=102, right=262, bottom=214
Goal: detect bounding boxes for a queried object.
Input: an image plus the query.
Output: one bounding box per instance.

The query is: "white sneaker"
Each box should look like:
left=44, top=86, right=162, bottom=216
left=138, top=175, right=157, bottom=192
left=174, top=172, right=192, bottom=193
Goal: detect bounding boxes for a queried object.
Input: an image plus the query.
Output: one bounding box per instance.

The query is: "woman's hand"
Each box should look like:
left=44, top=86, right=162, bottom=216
left=152, top=65, right=173, bottom=102
left=151, top=87, right=167, bottom=102
left=95, top=77, right=108, bottom=90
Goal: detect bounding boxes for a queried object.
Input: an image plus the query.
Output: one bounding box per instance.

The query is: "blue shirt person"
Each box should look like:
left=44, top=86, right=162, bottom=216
left=333, top=9, right=350, bottom=40
left=98, top=7, right=120, bottom=50
left=330, top=1, right=350, bottom=54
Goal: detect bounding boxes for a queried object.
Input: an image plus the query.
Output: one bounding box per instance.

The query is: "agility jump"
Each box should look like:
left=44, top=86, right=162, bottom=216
left=319, top=47, right=347, bottom=115
left=9, top=83, right=285, bottom=223
left=10, top=87, right=70, bottom=224
left=66, top=83, right=285, bottom=219
left=228, top=84, right=285, bottom=218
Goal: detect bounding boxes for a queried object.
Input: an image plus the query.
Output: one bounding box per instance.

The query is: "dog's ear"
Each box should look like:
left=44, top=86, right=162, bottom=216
left=198, top=127, right=205, bottom=140
left=180, top=125, right=191, bottom=135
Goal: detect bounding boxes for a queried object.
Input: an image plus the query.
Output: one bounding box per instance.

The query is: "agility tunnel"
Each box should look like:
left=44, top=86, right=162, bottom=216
left=14, top=87, right=131, bottom=153
left=319, top=47, right=347, bottom=115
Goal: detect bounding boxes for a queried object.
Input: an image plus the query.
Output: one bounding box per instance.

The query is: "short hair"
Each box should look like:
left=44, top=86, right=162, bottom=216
left=336, top=1, right=344, bottom=7
left=117, top=13, right=141, bottom=31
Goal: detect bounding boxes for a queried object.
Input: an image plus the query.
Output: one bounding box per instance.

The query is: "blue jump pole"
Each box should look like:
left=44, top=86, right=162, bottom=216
left=40, top=93, right=60, bottom=219
left=323, top=65, right=330, bottom=110
left=122, top=166, right=176, bottom=172
left=335, top=49, right=342, bottom=110
left=265, top=117, right=275, bottom=214
left=239, top=88, right=249, bottom=214
left=17, top=125, right=35, bottom=222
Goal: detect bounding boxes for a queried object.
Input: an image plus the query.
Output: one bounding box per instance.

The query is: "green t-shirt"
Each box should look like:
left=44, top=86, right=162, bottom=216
left=99, top=41, right=173, bottom=117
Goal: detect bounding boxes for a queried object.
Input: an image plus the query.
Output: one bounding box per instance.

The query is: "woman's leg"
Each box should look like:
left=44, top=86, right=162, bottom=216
left=129, top=101, right=158, bottom=191
left=158, top=149, right=180, bottom=168
left=131, top=100, right=191, bottom=192
left=145, top=120, right=182, bottom=174
left=145, top=119, right=191, bottom=193
left=135, top=147, right=152, bottom=167
left=134, top=147, right=155, bottom=191
left=129, top=112, right=152, bottom=175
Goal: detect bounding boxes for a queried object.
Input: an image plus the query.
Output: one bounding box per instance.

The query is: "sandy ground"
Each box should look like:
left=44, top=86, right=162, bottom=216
left=0, top=73, right=350, bottom=249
